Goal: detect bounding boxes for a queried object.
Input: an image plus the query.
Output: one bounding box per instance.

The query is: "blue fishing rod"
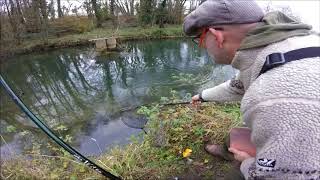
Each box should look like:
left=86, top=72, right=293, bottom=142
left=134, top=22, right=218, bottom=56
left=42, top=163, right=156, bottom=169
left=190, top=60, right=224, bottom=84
left=0, top=74, right=120, bottom=180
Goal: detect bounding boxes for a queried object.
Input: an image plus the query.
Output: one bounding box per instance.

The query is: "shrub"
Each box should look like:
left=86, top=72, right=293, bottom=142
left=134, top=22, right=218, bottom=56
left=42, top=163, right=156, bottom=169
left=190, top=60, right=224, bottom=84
left=50, top=16, right=94, bottom=36
left=151, top=29, right=168, bottom=38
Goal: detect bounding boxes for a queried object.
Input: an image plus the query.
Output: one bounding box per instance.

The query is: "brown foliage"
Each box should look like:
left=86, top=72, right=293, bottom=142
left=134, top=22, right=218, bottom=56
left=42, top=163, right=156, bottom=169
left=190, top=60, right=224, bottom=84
left=50, top=16, right=94, bottom=36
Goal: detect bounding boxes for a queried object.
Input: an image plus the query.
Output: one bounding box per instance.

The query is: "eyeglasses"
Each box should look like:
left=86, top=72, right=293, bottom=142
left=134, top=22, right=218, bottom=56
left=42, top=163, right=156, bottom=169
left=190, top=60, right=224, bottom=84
left=192, top=28, right=209, bottom=48
left=192, top=27, right=223, bottom=48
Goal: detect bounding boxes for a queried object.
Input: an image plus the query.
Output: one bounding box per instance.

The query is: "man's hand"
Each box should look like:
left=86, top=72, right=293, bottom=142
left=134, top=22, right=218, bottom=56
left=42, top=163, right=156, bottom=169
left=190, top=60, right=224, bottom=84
left=191, top=94, right=202, bottom=105
left=228, top=147, right=252, bottom=162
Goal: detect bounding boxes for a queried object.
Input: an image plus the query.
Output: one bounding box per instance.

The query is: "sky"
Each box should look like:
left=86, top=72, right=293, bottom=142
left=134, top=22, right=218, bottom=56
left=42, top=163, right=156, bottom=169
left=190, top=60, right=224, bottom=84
left=61, top=0, right=320, bottom=32
left=256, top=0, right=320, bottom=32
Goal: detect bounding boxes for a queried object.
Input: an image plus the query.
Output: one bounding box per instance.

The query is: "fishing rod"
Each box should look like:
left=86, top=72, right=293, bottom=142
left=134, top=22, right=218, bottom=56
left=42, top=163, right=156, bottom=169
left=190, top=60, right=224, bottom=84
left=0, top=75, right=120, bottom=180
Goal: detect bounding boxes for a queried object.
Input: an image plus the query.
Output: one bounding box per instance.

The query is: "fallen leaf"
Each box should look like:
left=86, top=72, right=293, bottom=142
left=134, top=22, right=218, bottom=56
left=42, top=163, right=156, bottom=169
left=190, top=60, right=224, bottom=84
left=182, top=148, right=192, bottom=158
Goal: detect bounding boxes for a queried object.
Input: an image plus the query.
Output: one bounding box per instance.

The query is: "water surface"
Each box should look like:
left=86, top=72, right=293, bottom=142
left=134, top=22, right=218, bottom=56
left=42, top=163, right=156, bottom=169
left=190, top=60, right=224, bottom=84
left=0, top=39, right=236, bottom=157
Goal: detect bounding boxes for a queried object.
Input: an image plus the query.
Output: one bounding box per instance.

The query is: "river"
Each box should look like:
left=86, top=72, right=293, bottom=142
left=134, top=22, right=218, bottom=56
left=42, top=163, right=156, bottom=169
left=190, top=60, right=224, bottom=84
left=0, top=39, right=236, bottom=158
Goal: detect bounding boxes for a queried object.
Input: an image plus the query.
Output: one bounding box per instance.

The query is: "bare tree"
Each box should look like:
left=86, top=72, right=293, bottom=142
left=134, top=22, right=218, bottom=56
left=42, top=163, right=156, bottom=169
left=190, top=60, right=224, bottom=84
left=31, top=0, right=41, bottom=31
left=110, top=0, right=115, bottom=16
left=129, top=0, right=134, bottom=15
left=4, top=0, right=22, bottom=43
left=39, top=0, right=49, bottom=42
left=83, top=0, right=93, bottom=18
left=263, top=2, right=301, bottom=21
left=57, top=0, right=63, bottom=17
left=15, top=0, right=26, bottom=24
left=188, top=0, right=203, bottom=13
left=115, top=0, right=135, bottom=16
left=110, top=0, right=118, bottom=28
left=92, top=0, right=103, bottom=27
left=167, top=0, right=186, bottom=24
left=48, top=0, right=55, bottom=19
left=22, top=0, right=30, bottom=8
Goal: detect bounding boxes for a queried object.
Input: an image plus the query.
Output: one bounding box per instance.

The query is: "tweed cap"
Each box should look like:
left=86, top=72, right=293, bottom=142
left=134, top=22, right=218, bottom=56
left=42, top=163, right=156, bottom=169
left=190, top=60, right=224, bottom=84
left=183, top=0, right=264, bottom=36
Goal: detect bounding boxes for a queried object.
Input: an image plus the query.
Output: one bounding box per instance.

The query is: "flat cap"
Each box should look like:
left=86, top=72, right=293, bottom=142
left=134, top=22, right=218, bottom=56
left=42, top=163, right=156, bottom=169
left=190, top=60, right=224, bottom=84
left=183, top=0, right=264, bottom=36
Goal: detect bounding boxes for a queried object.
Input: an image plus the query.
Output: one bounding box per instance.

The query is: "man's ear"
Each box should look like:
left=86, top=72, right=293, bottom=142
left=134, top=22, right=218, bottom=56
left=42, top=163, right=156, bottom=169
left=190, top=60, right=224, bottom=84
left=208, top=28, right=224, bottom=48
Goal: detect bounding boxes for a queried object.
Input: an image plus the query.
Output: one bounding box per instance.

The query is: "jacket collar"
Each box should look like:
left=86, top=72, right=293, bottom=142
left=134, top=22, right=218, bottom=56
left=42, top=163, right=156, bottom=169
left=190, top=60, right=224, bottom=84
left=231, top=49, right=261, bottom=71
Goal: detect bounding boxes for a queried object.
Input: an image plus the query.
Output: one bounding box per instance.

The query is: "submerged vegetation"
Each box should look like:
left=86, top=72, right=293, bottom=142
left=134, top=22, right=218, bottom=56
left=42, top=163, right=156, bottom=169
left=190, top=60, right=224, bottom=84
left=1, top=97, right=241, bottom=179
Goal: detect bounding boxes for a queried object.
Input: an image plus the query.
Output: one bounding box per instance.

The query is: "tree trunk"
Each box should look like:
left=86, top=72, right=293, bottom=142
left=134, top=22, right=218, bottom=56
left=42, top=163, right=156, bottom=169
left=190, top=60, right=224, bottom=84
left=110, top=0, right=115, bottom=17
left=115, top=0, right=130, bottom=15
left=124, top=0, right=129, bottom=14
left=159, top=0, right=166, bottom=28
left=110, top=0, right=117, bottom=28
left=130, top=0, right=134, bottom=15
left=57, top=0, right=63, bottom=17
left=22, top=0, right=29, bottom=7
left=31, top=0, right=41, bottom=31
left=91, top=0, right=102, bottom=28
left=173, top=0, right=186, bottom=24
left=15, top=0, right=26, bottom=24
left=48, top=0, right=55, bottom=20
left=39, top=0, right=48, bottom=43
left=5, top=0, right=22, bottom=44
left=84, top=0, right=93, bottom=18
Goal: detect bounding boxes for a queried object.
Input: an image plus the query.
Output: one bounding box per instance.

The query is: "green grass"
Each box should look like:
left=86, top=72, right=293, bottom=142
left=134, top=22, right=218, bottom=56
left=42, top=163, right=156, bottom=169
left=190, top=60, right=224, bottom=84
left=0, top=25, right=185, bottom=58
left=0, top=102, right=241, bottom=179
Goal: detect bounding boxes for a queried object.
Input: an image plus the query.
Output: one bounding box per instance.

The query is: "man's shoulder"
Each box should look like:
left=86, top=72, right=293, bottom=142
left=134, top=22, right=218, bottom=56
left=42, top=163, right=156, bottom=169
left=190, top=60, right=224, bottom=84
left=240, top=33, right=320, bottom=110
left=260, top=34, right=319, bottom=58
left=241, top=55, right=320, bottom=112
left=233, top=34, right=319, bottom=93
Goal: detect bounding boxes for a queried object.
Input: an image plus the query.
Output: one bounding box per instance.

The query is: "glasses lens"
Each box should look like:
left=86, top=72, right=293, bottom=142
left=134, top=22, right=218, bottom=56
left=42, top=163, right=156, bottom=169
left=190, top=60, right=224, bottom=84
left=192, top=37, right=200, bottom=44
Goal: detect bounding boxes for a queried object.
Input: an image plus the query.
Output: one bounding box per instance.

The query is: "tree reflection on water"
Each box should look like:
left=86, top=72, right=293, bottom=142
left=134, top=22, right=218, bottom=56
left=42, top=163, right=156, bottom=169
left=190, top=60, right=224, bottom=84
left=0, top=39, right=235, bottom=156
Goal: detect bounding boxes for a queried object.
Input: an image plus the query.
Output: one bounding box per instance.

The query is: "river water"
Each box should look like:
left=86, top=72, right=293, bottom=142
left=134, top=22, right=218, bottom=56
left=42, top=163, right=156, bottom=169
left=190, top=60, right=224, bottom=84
left=0, top=39, right=236, bottom=158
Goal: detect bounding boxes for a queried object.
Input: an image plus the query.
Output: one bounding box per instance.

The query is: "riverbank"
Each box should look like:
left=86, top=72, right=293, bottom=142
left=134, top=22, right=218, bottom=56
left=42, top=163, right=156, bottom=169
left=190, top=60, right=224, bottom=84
left=0, top=25, right=184, bottom=60
left=1, top=102, right=241, bottom=179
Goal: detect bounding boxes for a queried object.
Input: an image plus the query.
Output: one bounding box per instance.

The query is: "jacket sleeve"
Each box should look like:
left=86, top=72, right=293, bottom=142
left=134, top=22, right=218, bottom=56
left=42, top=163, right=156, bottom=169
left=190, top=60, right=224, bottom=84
left=201, top=73, right=245, bottom=102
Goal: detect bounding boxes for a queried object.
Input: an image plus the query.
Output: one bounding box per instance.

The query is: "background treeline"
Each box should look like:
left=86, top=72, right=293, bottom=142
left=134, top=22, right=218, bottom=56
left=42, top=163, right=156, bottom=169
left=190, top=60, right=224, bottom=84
left=0, top=0, right=205, bottom=47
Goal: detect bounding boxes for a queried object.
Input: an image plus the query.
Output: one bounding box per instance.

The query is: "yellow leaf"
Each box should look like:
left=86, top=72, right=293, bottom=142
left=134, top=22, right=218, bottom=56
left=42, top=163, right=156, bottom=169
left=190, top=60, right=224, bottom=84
left=182, top=148, right=192, bottom=158
left=79, top=167, right=86, bottom=173
left=63, top=161, right=69, bottom=169
left=204, top=159, right=209, bottom=164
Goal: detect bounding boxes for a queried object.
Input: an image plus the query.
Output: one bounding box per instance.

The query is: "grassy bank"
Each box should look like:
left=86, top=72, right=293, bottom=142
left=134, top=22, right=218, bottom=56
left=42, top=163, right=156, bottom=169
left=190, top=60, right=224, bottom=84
left=1, top=102, right=241, bottom=179
left=0, top=25, right=184, bottom=59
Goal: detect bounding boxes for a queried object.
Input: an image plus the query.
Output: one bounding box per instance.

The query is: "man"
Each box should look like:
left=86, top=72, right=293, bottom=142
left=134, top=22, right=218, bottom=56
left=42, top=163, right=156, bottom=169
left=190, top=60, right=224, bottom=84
left=183, top=0, right=320, bottom=179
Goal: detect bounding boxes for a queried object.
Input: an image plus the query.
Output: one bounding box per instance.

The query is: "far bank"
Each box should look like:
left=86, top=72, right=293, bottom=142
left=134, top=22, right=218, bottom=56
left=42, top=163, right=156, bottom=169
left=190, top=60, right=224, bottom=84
left=0, top=25, right=185, bottom=60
